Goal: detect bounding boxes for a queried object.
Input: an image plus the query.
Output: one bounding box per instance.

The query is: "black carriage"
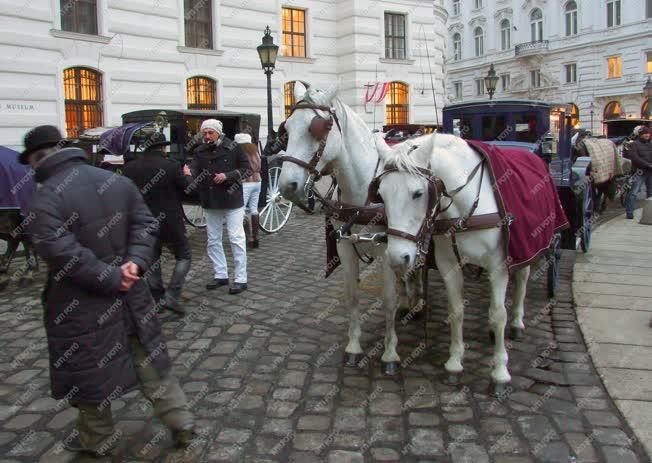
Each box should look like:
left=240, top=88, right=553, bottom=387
left=442, top=100, right=594, bottom=297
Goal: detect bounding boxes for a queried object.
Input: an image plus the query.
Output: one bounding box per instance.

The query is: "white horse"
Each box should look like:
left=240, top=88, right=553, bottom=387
left=278, top=85, right=420, bottom=375
left=373, top=133, right=531, bottom=391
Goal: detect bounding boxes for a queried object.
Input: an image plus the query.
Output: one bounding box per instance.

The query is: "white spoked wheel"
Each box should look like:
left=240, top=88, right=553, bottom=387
left=260, top=166, right=293, bottom=233
left=183, top=204, right=207, bottom=228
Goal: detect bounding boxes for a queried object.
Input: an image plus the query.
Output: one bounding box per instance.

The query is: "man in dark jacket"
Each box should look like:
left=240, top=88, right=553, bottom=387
left=122, top=131, right=191, bottom=313
left=624, top=126, right=652, bottom=219
left=184, top=119, right=250, bottom=294
left=21, top=126, right=196, bottom=457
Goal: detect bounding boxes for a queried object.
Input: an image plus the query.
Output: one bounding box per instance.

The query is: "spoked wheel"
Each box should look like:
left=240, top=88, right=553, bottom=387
left=183, top=204, right=207, bottom=228
left=259, top=166, right=293, bottom=233
left=580, top=185, right=593, bottom=253
left=547, top=233, right=562, bottom=299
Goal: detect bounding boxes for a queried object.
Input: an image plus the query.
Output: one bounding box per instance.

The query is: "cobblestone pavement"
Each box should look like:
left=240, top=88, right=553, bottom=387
left=0, top=211, right=650, bottom=463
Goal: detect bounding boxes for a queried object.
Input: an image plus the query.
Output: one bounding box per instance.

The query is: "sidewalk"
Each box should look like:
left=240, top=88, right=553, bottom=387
left=574, top=209, right=652, bottom=460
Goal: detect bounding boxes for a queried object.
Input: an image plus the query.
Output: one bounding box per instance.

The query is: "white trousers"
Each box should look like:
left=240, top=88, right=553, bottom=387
left=242, top=182, right=262, bottom=216
left=205, top=207, right=247, bottom=283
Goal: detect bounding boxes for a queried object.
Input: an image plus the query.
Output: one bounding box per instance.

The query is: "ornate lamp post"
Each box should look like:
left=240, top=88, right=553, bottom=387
left=257, top=26, right=279, bottom=143
left=644, top=76, right=652, bottom=119
left=484, top=64, right=500, bottom=100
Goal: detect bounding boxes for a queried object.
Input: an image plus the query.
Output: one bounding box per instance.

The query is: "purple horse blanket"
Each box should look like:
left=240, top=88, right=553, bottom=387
left=467, top=140, right=569, bottom=272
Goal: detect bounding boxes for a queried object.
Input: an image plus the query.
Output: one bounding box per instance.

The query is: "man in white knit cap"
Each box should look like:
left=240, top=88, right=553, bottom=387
left=183, top=119, right=250, bottom=294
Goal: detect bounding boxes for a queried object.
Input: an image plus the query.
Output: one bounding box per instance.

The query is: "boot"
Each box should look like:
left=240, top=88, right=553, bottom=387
left=251, top=214, right=260, bottom=249
left=163, top=257, right=191, bottom=314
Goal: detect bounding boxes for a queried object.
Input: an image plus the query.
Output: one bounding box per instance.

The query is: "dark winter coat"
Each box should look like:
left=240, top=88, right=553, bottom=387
left=26, top=147, right=171, bottom=404
left=189, top=137, right=250, bottom=210
left=624, top=139, right=652, bottom=174
left=122, top=150, right=190, bottom=245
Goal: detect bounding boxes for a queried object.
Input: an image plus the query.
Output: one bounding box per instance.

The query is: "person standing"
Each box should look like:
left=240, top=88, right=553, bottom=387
left=624, top=126, right=652, bottom=219
left=122, top=131, right=192, bottom=314
left=235, top=133, right=262, bottom=249
left=184, top=119, right=250, bottom=294
left=20, top=125, right=196, bottom=457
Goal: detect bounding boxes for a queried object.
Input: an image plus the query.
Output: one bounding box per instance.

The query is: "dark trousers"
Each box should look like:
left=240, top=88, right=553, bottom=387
left=148, top=234, right=192, bottom=306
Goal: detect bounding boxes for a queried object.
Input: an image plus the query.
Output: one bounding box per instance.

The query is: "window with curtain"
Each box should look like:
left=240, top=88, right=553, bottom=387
left=607, top=56, right=622, bottom=79
left=282, top=7, right=307, bottom=57
left=500, top=19, right=511, bottom=50
left=187, top=76, right=217, bottom=110
left=530, top=8, right=543, bottom=41
left=603, top=101, right=622, bottom=120
left=453, top=33, right=462, bottom=61
left=474, top=27, right=484, bottom=57
left=60, top=0, right=98, bottom=35
left=452, top=0, right=460, bottom=15
left=385, top=82, right=409, bottom=125
left=384, top=13, right=407, bottom=60
left=565, top=63, right=577, bottom=83
left=184, top=0, right=213, bottom=49
left=284, top=81, right=296, bottom=119
left=565, top=1, right=578, bottom=36
left=607, top=0, right=621, bottom=27
left=63, top=67, right=103, bottom=139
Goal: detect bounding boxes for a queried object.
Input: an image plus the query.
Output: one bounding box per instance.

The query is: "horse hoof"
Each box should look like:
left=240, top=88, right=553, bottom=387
left=509, top=327, right=524, bottom=341
left=382, top=361, right=400, bottom=376
left=446, top=372, right=463, bottom=386
left=488, top=381, right=511, bottom=398
left=344, top=353, right=362, bottom=368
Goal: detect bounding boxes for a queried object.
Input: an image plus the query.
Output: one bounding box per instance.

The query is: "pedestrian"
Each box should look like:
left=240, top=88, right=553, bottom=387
left=184, top=119, right=250, bottom=294
left=122, top=130, right=192, bottom=314
left=21, top=125, right=197, bottom=458
left=623, top=125, right=652, bottom=219
left=235, top=132, right=262, bottom=249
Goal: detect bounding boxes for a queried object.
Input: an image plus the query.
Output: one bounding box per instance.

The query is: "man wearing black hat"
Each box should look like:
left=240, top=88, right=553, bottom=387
left=21, top=125, right=197, bottom=457
left=122, top=130, right=192, bottom=314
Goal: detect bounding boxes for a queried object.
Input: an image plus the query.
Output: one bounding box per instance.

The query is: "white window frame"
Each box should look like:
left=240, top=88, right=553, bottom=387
left=454, top=81, right=463, bottom=99
left=530, top=9, right=543, bottom=42
left=475, top=78, right=485, bottom=96
left=500, top=19, right=511, bottom=50
left=474, top=0, right=482, bottom=10
left=565, top=1, right=578, bottom=36
left=607, top=55, right=622, bottom=79
left=453, top=33, right=462, bottom=61
left=178, top=0, right=223, bottom=53
left=565, top=63, right=577, bottom=84
left=606, top=0, right=621, bottom=28
left=50, top=0, right=109, bottom=39
left=379, top=9, right=412, bottom=62
left=452, top=0, right=460, bottom=16
left=646, top=50, right=652, bottom=74
left=384, top=12, right=408, bottom=60
left=530, top=69, right=542, bottom=88
left=474, top=27, right=484, bottom=57
left=501, top=74, right=510, bottom=91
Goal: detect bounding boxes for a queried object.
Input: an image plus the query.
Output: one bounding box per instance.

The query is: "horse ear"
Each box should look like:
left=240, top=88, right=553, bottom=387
left=321, top=85, right=338, bottom=106
left=294, top=81, right=309, bottom=102
left=374, top=133, right=392, bottom=161
left=412, top=133, right=436, bottom=167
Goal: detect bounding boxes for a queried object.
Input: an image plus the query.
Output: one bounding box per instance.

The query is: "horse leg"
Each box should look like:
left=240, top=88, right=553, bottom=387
left=340, top=244, right=363, bottom=367
left=487, top=265, right=511, bottom=394
left=22, top=241, right=35, bottom=283
left=509, top=266, right=530, bottom=340
left=0, top=238, right=20, bottom=274
left=398, top=269, right=424, bottom=322
left=380, top=259, right=399, bottom=376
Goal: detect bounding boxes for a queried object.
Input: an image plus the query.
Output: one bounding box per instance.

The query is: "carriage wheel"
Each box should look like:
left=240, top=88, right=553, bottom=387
left=183, top=204, right=207, bottom=229
left=547, top=233, right=562, bottom=299
left=259, top=167, right=293, bottom=234
left=580, top=185, right=593, bottom=253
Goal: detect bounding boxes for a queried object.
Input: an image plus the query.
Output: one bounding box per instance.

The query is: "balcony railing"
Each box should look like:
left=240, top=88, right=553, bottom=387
left=515, top=40, right=549, bottom=56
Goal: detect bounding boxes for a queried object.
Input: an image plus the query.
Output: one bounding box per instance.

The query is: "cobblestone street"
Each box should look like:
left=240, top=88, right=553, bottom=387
left=0, top=211, right=649, bottom=463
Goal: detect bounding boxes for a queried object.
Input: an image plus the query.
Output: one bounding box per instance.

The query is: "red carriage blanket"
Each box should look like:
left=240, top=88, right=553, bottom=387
left=466, top=140, right=569, bottom=272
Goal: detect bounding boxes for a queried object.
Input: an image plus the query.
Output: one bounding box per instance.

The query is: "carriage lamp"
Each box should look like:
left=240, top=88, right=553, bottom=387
left=484, top=64, right=500, bottom=100
left=258, top=26, right=279, bottom=143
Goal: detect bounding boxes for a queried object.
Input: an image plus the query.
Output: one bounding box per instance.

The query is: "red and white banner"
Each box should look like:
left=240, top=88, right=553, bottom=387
left=365, top=82, right=390, bottom=104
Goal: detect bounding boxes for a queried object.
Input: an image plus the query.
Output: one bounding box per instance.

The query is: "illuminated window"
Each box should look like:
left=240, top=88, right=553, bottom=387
left=385, top=13, right=407, bottom=60
left=642, top=100, right=650, bottom=119
left=647, top=51, right=652, bottom=73
left=63, top=67, right=103, bottom=139
left=607, top=0, right=621, bottom=27
left=385, top=82, right=409, bottom=125
left=500, top=20, right=511, bottom=50
left=184, top=0, right=213, bottom=49
left=568, top=103, right=580, bottom=127
left=607, top=56, right=622, bottom=79
left=565, top=1, right=578, bottom=36
left=453, top=33, right=462, bottom=61
left=565, top=63, right=577, bottom=83
left=603, top=101, right=622, bottom=120
left=282, top=7, right=306, bottom=58
left=187, top=76, right=217, bottom=110
left=474, top=27, right=484, bottom=57
left=284, top=81, right=296, bottom=119
left=60, top=0, right=98, bottom=35
left=530, top=8, right=543, bottom=41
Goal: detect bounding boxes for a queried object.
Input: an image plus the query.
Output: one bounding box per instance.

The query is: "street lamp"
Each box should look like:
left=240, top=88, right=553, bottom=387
left=484, top=64, right=500, bottom=100
left=257, top=25, right=279, bottom=142
left=644, top=76, right=652, bottom=118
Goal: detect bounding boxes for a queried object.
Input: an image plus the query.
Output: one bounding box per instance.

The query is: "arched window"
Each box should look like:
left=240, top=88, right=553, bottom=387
left=386, top=82, right=409, bottom=125
left=603, top=101, right=623, bottom=120
left=187, top=76, right=217, bottom=110
left=530, top=8, right=543, bottom=42
left=60, top=0, right=98, bottom=35
left=453, top=33, right=462, bottom=61
left=568, top=103, right=580, bottom=127
left=500, top=19, right=511, bottom=50
left=474, top=27, right=484, bottom=57
left=284, top=81, right=297, bottom=119
left=642, top=100, right=650, bottom=119
left=565, top=1, right=578, bottom=36
left=63, top=67, right=103, bottom=139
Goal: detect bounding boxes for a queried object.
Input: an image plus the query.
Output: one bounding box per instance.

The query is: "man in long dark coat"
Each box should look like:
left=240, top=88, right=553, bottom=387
left=122, top=131, right=191, bottom=313
left=20, top=125, right=196, bottom=457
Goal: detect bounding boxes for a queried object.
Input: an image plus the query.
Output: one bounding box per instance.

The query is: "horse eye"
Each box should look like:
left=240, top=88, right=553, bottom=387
left=412, top=191, right=423, bottom=199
